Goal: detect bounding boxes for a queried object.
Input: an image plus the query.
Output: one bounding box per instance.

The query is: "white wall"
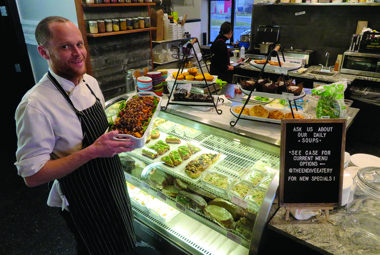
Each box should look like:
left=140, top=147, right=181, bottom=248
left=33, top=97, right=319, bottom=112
left=15, top=0, right=77, bottom=83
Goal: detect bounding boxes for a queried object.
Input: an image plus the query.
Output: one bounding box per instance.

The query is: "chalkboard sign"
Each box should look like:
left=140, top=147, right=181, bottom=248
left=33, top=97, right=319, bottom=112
left=279, top=119, right=346, bottom=208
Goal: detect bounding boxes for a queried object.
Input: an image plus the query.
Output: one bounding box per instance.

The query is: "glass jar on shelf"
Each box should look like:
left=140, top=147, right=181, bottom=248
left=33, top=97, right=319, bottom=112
left=126, top=18, right=133, bottom=30
left=132, top=18, right=139, bottom=29
left=112, top=19, right=120, bottom=32
left=139, top=17, right=145, bottom=29
left=120, top=18, right=127, bottom=31
left=144, top=17, right=151, bottom=28
left=105, top=19, right=113, bottom=32
left=97, top=20, right=105, bottom=33
left=88, top=20, right=98, bottom=34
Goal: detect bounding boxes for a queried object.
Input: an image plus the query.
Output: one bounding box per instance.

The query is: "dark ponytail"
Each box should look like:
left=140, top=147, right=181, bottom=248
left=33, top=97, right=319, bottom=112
left=219, top=22, right=233, bottom=35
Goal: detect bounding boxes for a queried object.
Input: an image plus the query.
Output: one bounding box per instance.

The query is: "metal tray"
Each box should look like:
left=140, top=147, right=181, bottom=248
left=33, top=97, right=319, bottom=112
left=111, top=92, right=161, bottom=148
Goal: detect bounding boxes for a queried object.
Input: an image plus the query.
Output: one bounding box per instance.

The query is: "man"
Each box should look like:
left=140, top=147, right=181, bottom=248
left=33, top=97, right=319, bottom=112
left=15, top=16, right=137, bottom=255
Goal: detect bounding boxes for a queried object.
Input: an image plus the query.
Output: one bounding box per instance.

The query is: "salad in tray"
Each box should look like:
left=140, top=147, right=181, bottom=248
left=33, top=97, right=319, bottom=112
left=109, top=93, right=161, bottom=148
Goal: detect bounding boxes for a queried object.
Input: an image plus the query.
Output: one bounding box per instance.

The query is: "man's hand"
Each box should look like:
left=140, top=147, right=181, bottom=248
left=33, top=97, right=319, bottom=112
left=228, top=65, right=234, bottom=71
left=86, top=130, right=136, bottom=159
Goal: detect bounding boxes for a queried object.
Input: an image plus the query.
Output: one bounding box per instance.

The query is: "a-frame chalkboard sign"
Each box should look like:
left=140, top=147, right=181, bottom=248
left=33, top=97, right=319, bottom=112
left=280, top=119, right=346, bottom=220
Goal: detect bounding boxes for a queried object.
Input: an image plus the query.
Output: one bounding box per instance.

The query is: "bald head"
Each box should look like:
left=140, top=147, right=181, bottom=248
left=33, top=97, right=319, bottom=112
left=35, top=16, right=71, bottom=48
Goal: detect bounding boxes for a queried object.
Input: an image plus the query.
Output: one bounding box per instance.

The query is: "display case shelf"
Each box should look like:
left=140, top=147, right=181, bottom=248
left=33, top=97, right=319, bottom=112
left=83, top=3, right=156, bottom=8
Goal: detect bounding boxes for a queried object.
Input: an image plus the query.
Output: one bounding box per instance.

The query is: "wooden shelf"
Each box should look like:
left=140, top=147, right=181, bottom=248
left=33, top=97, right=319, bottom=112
left=83, top=3, right=156, bottom=7
left=87, top=27, right=157, bottom=37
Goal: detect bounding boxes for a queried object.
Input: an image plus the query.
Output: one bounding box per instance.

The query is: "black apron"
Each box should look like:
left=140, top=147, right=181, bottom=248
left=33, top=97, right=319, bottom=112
left=48, top=72, right=136, bottom=255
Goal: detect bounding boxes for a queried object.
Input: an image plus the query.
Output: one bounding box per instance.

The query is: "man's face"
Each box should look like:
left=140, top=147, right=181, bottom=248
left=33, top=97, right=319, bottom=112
left=39, top=22, right=87, bottom=85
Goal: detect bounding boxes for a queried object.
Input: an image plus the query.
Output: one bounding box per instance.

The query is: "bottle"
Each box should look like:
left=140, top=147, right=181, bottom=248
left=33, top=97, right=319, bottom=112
left=163, top=14, right=170, bottom=40
left=240, top=45, right=245, bottom=59
left=334, top=54, right=342, bottom=71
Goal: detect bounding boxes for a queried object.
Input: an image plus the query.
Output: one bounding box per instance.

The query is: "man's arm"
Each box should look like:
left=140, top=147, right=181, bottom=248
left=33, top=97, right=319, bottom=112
left=24, top=131, right=135, bottom=187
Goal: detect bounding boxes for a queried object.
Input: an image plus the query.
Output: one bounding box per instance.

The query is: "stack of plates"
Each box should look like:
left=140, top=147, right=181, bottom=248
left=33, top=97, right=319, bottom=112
left=350, top=153, right=380, bottom=168
left=148, top=72, right=163, bottom=96
left=157, top=69, right=168, bottom=94
left=137, top=76, right=152, bottom=91
left=341, top=171, right=354, bottom=206
left=344, top=152, right=350, bottom=169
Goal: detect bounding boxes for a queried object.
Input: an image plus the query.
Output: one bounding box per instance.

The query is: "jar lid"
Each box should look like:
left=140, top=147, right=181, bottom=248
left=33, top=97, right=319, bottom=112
left=133, top=17, right=139, bottom=20
left=89, top=20, right=97, bottom=24
left=127, top=18, right=132, bottom=20
left=119, top=18, right=126, bottom=21
left=105, top=19, right=112, bottom=22
left=112, top=18, right=119, bottom=21
left=97, top=20, right=105, bottom=22
left=357, top=167, right=380, bottom=196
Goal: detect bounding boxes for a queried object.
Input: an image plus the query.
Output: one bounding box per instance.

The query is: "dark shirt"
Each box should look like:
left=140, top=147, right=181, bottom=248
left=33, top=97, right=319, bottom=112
left=210, top=35, right=230, bottom=72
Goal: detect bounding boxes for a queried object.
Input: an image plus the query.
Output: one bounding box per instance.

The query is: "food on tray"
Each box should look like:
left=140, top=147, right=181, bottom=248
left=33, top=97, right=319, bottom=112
left=260, top=177, right=273, bottom=189
left=234, top=106, right=250, bottom=115
left=195, top=75, right=204, bottom=81
left=147, top=144, right=165, bottom=155
left=262, top=80, right=277, bottom=93
left=110, top=95, right=160, bottom=138
left=142, top=147, right=159, bottom=159
left=186, top=143, right=201, bottom=154
left=185, top=75, right=195, bottom=81
left=178, top=145, right=192, bottom=160
left=151, top=129, right=160, bottom=139
left=148, top=168, right=173, bottom=190
left=146, top=134, right=151, bottom=144
left=173, top=179, right=188, bottom=191
left=169, top=150, right=183, bottom=166
left=287, top=82, right=303, bottom=96
left=185, top=128, right=202, bottom=138
left=172, top=72, right=179, bottom=78
left=204, top=205, right=235, bottom=230
left=246, top=188, right=266, bottom=206
left=161, top=155, right=175, bottom=167
left=176, top=190, right=207, bottom=213
left=165, top=135, right=181, bottom=144
left=187, top=184, right=217, bottom=202
left=126, top=183, right=137, bottom=193
left=248, top=170, right=265, bottom=186
left=153, top=117, right=166, bottom=129
left=188, top=68, right=198, bottom=75
left=162, top=185, right=180, bottom=198
left=131, top=190, right=154, bottom=206
left=283, top=113, right=305, bottom=119
left=205, top=75, right=214, bottom=82
left=173, top=89, right=213, bottom=102
left=203, top=172, right=230, bottom=190
left=240, top=78, right=257, bottom=91
left=173, top=89, right=188, bottom=101
left=175, top=125, right=188, bottom=135
left=230, top=181, right=252, bottom=198
left=268, top=110, right=285, bottom=120
left=131, top=164, right=144, bottom=179
left=177, top=74, right=184, bottom=80
left=182, top=72, right=189, bottom=77
left=155, top=140, right=170, bottom=151
left=184, top=160, right=203, bottom=179
left=268, top=61, right=283, bottom=66
left=209, top=198, right=250, bottom=221
left=253, top=159, right=272, bottom=172
left=249, top=105, right=269, bottom=118
left=195, top=154, right=212, bottom=170
left=236, top=217, right=255, bottom=240
left=203, top=153, right=221, bottom=163
left=254, top=59, right=266, bottom=64
left=149, top=199, right=177, bottom=218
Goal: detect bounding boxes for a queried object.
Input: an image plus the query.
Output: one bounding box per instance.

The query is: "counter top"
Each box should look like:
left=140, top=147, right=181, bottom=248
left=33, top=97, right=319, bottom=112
left=269, top=207, right=380, bottom=255
left=237, top=60, right=380, bottom=84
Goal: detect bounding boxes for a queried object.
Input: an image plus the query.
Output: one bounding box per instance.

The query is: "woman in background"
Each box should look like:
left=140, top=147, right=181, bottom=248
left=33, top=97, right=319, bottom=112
left=210, top=22, right=234, bottom=83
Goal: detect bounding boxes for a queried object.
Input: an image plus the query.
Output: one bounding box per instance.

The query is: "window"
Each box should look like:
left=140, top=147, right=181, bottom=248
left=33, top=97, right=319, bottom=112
left=209, top=0, right=254, bottom=44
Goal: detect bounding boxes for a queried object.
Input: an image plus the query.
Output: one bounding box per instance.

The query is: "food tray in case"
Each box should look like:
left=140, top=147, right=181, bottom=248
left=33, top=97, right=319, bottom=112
left=130, top=189, right=154, bottom=214
left=166, top=73, right=218, bottom=84
left=111, top=92, right=162, bottom=148
left=147, top=198, right=180, bottom=224
left=228, top=179, right=254, bottom=200
left=230, top=104, right=310, bottom=124
left=244, top=186, right=268, bottom=213
left=201, top=170, right=235, bottom=195
left=246, top=169, right=267, bottom=187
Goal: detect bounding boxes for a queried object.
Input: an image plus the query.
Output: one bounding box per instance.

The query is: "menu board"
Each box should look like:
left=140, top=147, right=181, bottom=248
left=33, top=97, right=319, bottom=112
left=279, top=119, right=346, bottom=208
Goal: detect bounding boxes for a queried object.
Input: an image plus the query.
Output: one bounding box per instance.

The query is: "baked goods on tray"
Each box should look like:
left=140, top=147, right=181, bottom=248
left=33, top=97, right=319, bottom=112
left=142, top=147, right=159, bottom=159
left=165, top=135, right=181, bottom=144
left=178, top=145, right=192, bottom=160
left=151, top=129, right=160, bottom=139
left=169, top=151, right=182, bottom=166
left=249, top=105, right=269, bottom=118
left=185, top=160, right=203, bottom=179
left=161, top=155, right=175, bottom=167
left=186, top=143, right=201, bottom=154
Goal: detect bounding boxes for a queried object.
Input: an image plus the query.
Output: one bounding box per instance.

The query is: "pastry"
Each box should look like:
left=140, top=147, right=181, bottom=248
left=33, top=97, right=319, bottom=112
left=142, top=147, right=158, bottom=159
left=173, top=89, right=188, bottom=101
left=172, top=72, right=179, bottom=78
left=165, top=135, right=181, bottom=144
left=284, top=113, right=305, bottom=119
left=161, top=155, right=175, bottom=167
left=146, top=134, right=151, bottom=144
left=234, top=106, right=250, bottom=115
left=204, top=153, right=221, bottom=163
left=150, top=129, right=160, bottom=139
left=178, top=145, right=192, bottom=160
left=205, top=75, right=214, bottom=81
left=177, top=74, right=184, bottom=80
left=196, top=154, right=212, bottom=171
left=249, top=105, right=269, bottom=118
left=254, top=59, right=266, bottom=64
left=147, top=144, right=165, bottom=155
left=155, top=140, right=170, bottom=152
left=169, top=151, right=183, bottom=166
left=188, top=68, right=198, bottom=75
left=262, top=80, right=277, bottom=93
left=182, top=72, right=189, bottom=77
left=268, top=110, right=285, bottom=120
left=287, top=82, right=303, bottom=96
left=186, top=143, right=201, bottom=154
left=195, top=75, right=204, bottom=81
left=185, top=160, right=203, bottom=179
left=185, top=75, right=195, bottom=81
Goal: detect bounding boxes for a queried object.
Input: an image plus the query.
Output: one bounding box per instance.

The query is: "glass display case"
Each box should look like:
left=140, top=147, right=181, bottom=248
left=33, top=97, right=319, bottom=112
left=105, top=95, right=281, bottom=255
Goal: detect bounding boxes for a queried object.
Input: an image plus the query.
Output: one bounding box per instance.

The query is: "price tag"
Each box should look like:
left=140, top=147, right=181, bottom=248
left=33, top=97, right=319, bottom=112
left=156, top=190, right=167, bottom=201
left=175, top=202, right=187, bottom=212
left=231, top=195, right=248, bottom=209
left=227, top=232, right=242, bottom=244
left=141, top=181, right=150, bottom=190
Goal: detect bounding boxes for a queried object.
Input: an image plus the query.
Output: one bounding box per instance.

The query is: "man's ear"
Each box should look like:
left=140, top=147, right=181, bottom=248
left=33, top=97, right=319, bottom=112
left=37, top=45, right=50, bottom=60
